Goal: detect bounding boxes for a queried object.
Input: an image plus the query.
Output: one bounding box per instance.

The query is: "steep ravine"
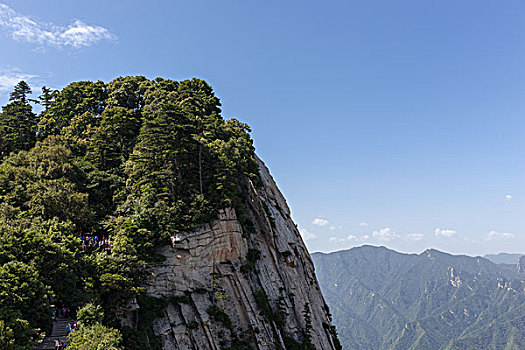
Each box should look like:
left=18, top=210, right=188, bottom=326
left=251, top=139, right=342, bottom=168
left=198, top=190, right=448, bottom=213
left=125, top=157, right=340, bottom=349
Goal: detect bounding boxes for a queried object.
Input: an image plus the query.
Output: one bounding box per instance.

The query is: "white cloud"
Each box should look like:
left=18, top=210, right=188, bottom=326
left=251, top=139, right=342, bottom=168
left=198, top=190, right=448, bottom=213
left=359, top=222, right=369, bottom=227
left=372, top=227, right=400, bottom=241
left=328, top=237, right=337, bottom=243
left=312, top=218, right=330, bottom=227
left=346, top=235, right=358, bottom=241
left=0, top=3, right=117, bottom=48
left=434, top=228, right=457, bottom=238
left=505, top=194, right=512, bottom=201
left=313, top=217, right=342, bottom=231
left=405, top=233, right=424, bottom=241
left=0, top=70, right=37, bottom=92
left=299, top=228, right=317, bottom=241
left=486, top=230, right=514, bottom=241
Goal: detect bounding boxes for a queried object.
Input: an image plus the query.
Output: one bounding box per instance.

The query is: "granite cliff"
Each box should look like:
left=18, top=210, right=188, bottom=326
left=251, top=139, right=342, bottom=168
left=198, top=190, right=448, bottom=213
left=124, top=157, right=341, bottom=349
left=0, top=76, right=340, bottom=349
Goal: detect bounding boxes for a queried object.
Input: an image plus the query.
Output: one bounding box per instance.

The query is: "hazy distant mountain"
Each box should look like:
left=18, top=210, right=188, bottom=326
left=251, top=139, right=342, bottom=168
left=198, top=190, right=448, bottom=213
left=312, top=246, right=525, bottom=350
left=484, top=253, right=524, bottom=265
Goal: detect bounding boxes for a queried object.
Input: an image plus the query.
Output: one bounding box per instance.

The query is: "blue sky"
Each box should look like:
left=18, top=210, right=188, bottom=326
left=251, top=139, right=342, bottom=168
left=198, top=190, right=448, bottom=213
left=1, top=0, right=524, bottom=256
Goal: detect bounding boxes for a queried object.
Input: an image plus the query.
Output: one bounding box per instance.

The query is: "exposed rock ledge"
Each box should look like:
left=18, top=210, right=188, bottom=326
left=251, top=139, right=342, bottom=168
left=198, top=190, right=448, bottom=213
left=131, top=157, right=339, bottom=349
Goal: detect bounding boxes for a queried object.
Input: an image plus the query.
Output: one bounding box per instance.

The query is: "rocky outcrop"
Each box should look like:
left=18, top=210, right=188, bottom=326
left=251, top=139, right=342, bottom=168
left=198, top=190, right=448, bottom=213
left=518, top=256, right=525, bottom=273
left=138, top=157, right=340, bottom=349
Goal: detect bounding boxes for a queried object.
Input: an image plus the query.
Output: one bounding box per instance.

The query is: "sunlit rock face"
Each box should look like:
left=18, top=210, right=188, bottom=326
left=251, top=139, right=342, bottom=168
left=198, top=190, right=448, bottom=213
left=141, top=157, right=339, bottom=349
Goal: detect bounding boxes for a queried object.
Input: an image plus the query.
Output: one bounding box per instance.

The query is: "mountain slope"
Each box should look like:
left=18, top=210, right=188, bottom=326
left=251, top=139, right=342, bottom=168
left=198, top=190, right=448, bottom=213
left=0, top=77, right=341, bottom=349
left=484, top=253, right=524, bottom=265
left=312, top=246, right=525, bottom=350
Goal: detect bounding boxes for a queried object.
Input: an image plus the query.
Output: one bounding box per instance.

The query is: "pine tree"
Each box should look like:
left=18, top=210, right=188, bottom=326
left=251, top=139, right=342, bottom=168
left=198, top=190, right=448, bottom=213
left=9, top=81, right=31, bottom=104
left=38, top=86, right=58, bottom=112
left=0, top=81, right=37, bottom=159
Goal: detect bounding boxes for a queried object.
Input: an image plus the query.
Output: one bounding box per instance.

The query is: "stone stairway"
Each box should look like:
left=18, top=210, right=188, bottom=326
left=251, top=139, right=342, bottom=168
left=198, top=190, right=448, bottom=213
left=35, top=318, right=74, bottom=350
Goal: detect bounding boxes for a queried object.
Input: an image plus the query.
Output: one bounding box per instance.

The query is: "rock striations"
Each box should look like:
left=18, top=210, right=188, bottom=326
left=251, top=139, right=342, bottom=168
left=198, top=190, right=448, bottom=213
left=125, top=157, right=340, bottom=349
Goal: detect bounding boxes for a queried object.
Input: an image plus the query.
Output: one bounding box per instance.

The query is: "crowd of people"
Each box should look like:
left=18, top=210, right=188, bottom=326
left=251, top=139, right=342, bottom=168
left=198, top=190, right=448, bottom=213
left=52, top=307, right=72, bottom=321
left=81, top=235, right=112, bottom=251
left=54, top=334, right=71, bottom=350
left=51, top=307, right=77, bottom=349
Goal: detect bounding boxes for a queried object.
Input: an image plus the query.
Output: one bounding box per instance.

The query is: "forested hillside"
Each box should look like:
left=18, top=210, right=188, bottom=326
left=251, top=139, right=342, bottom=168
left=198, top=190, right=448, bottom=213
left=313, top=246, right=525, bottom=350
left=0, top=77, right=261, bottom=349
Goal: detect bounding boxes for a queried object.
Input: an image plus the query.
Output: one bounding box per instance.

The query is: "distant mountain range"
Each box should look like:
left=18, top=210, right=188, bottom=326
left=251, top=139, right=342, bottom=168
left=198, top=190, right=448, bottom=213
left=312, top=246, right=525, bottom=350
left=484, top=253, right=524, bottom=265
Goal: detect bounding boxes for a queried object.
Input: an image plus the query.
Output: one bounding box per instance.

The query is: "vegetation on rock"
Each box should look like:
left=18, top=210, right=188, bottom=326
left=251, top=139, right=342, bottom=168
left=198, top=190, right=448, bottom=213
left=0, top=77, right=259, bottom=349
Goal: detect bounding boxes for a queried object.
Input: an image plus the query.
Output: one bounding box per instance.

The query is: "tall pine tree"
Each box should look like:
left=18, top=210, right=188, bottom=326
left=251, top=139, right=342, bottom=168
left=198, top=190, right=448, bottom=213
left=0, top=81, right=37, bottom=159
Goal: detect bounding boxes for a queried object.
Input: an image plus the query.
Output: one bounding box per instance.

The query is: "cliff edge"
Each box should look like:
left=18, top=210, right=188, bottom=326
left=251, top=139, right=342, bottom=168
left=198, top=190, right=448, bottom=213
left=139, top=157, right=340, bottom=349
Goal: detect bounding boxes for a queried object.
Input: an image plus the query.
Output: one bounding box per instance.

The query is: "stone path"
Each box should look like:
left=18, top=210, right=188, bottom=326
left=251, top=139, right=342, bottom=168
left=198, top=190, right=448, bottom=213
left=35, top=318, right=74, bottom=350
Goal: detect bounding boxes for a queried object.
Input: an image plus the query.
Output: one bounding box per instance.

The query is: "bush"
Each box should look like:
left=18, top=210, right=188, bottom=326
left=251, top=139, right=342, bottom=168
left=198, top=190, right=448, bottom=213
left=68, top=322, right=122, bottom=350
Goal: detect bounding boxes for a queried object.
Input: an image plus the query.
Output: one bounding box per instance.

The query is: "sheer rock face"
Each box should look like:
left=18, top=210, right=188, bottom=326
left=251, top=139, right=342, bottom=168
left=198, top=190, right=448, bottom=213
left=143, top=157, right=339, bottom=349
left=519, top=256, right=525, bottom=273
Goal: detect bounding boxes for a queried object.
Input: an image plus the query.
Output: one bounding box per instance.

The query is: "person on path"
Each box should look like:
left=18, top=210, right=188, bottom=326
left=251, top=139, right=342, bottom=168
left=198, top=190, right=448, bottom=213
left=54, top=339, right=60, bottom=350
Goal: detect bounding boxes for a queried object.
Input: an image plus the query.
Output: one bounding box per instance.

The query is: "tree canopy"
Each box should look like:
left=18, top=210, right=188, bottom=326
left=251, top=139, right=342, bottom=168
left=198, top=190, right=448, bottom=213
left=0, top=76, right=259, bottom=349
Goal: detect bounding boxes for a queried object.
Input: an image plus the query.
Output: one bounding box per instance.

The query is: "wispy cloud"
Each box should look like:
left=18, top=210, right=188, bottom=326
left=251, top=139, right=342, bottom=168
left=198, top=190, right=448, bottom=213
left=299, top=228, right=317, bottom=241
left=359, top=222, right=369, bottom=227
left=0, top=69, right=37, bottom=92
left=0, top=67, right=47, bottom=100
left=486, top=230, right=514, bottom=241
left=434, top=228, right=457, bottom=238
left=505, top=194, right=512, bottom=201
left=0, top=3, right=117, bottom=48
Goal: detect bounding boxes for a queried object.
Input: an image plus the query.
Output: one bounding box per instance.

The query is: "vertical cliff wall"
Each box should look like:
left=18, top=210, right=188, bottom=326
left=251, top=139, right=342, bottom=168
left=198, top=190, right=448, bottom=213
left=140, top=157, right=340, bottom=349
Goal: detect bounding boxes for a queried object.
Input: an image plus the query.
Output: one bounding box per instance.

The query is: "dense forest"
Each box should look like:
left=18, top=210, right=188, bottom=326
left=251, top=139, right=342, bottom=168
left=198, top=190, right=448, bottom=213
left=0, top=77, right=260, bottom=349
left=313, top=246, right=525, bottom=350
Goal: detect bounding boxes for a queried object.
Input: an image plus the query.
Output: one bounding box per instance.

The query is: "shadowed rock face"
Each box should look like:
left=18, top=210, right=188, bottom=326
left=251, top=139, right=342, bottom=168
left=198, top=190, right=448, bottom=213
left=140, top=157, right=339, bottom=349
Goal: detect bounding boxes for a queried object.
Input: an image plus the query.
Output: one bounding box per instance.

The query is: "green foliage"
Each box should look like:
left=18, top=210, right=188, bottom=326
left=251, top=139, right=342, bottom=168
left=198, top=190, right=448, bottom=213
left=211, top=273, right=229, bottom=299
left=253, top=290, right=273, bottom=321
left=301, top=303, right=314, bottom=350
left=9, top=81, right=32, bottom=104
left=0, top=81, right=37, bottom=159
left=0, top=320, right=15, bottom=350
left=38, top=80, right=106, bottom=137
left=77, top=303, right=104, bottom=327
left=323, top=323, right=343, bottom=350
left=0, top=76, right=260, bottom=347
left=0, top=261, right=50, bottom=348
left=207, top=305, right=233, bottom=329
left=68, top=322, right=122, bottom=350
left=87, top=106, right=142, bottom=171
left=240, top=248, right=261, bottom=274
left=169, top=294, right=191, bottom=305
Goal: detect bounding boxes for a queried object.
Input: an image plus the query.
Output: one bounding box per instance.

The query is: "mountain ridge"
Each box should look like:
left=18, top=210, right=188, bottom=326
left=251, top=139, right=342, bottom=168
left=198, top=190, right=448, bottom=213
left=312, top=245, right=525, bottom=349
